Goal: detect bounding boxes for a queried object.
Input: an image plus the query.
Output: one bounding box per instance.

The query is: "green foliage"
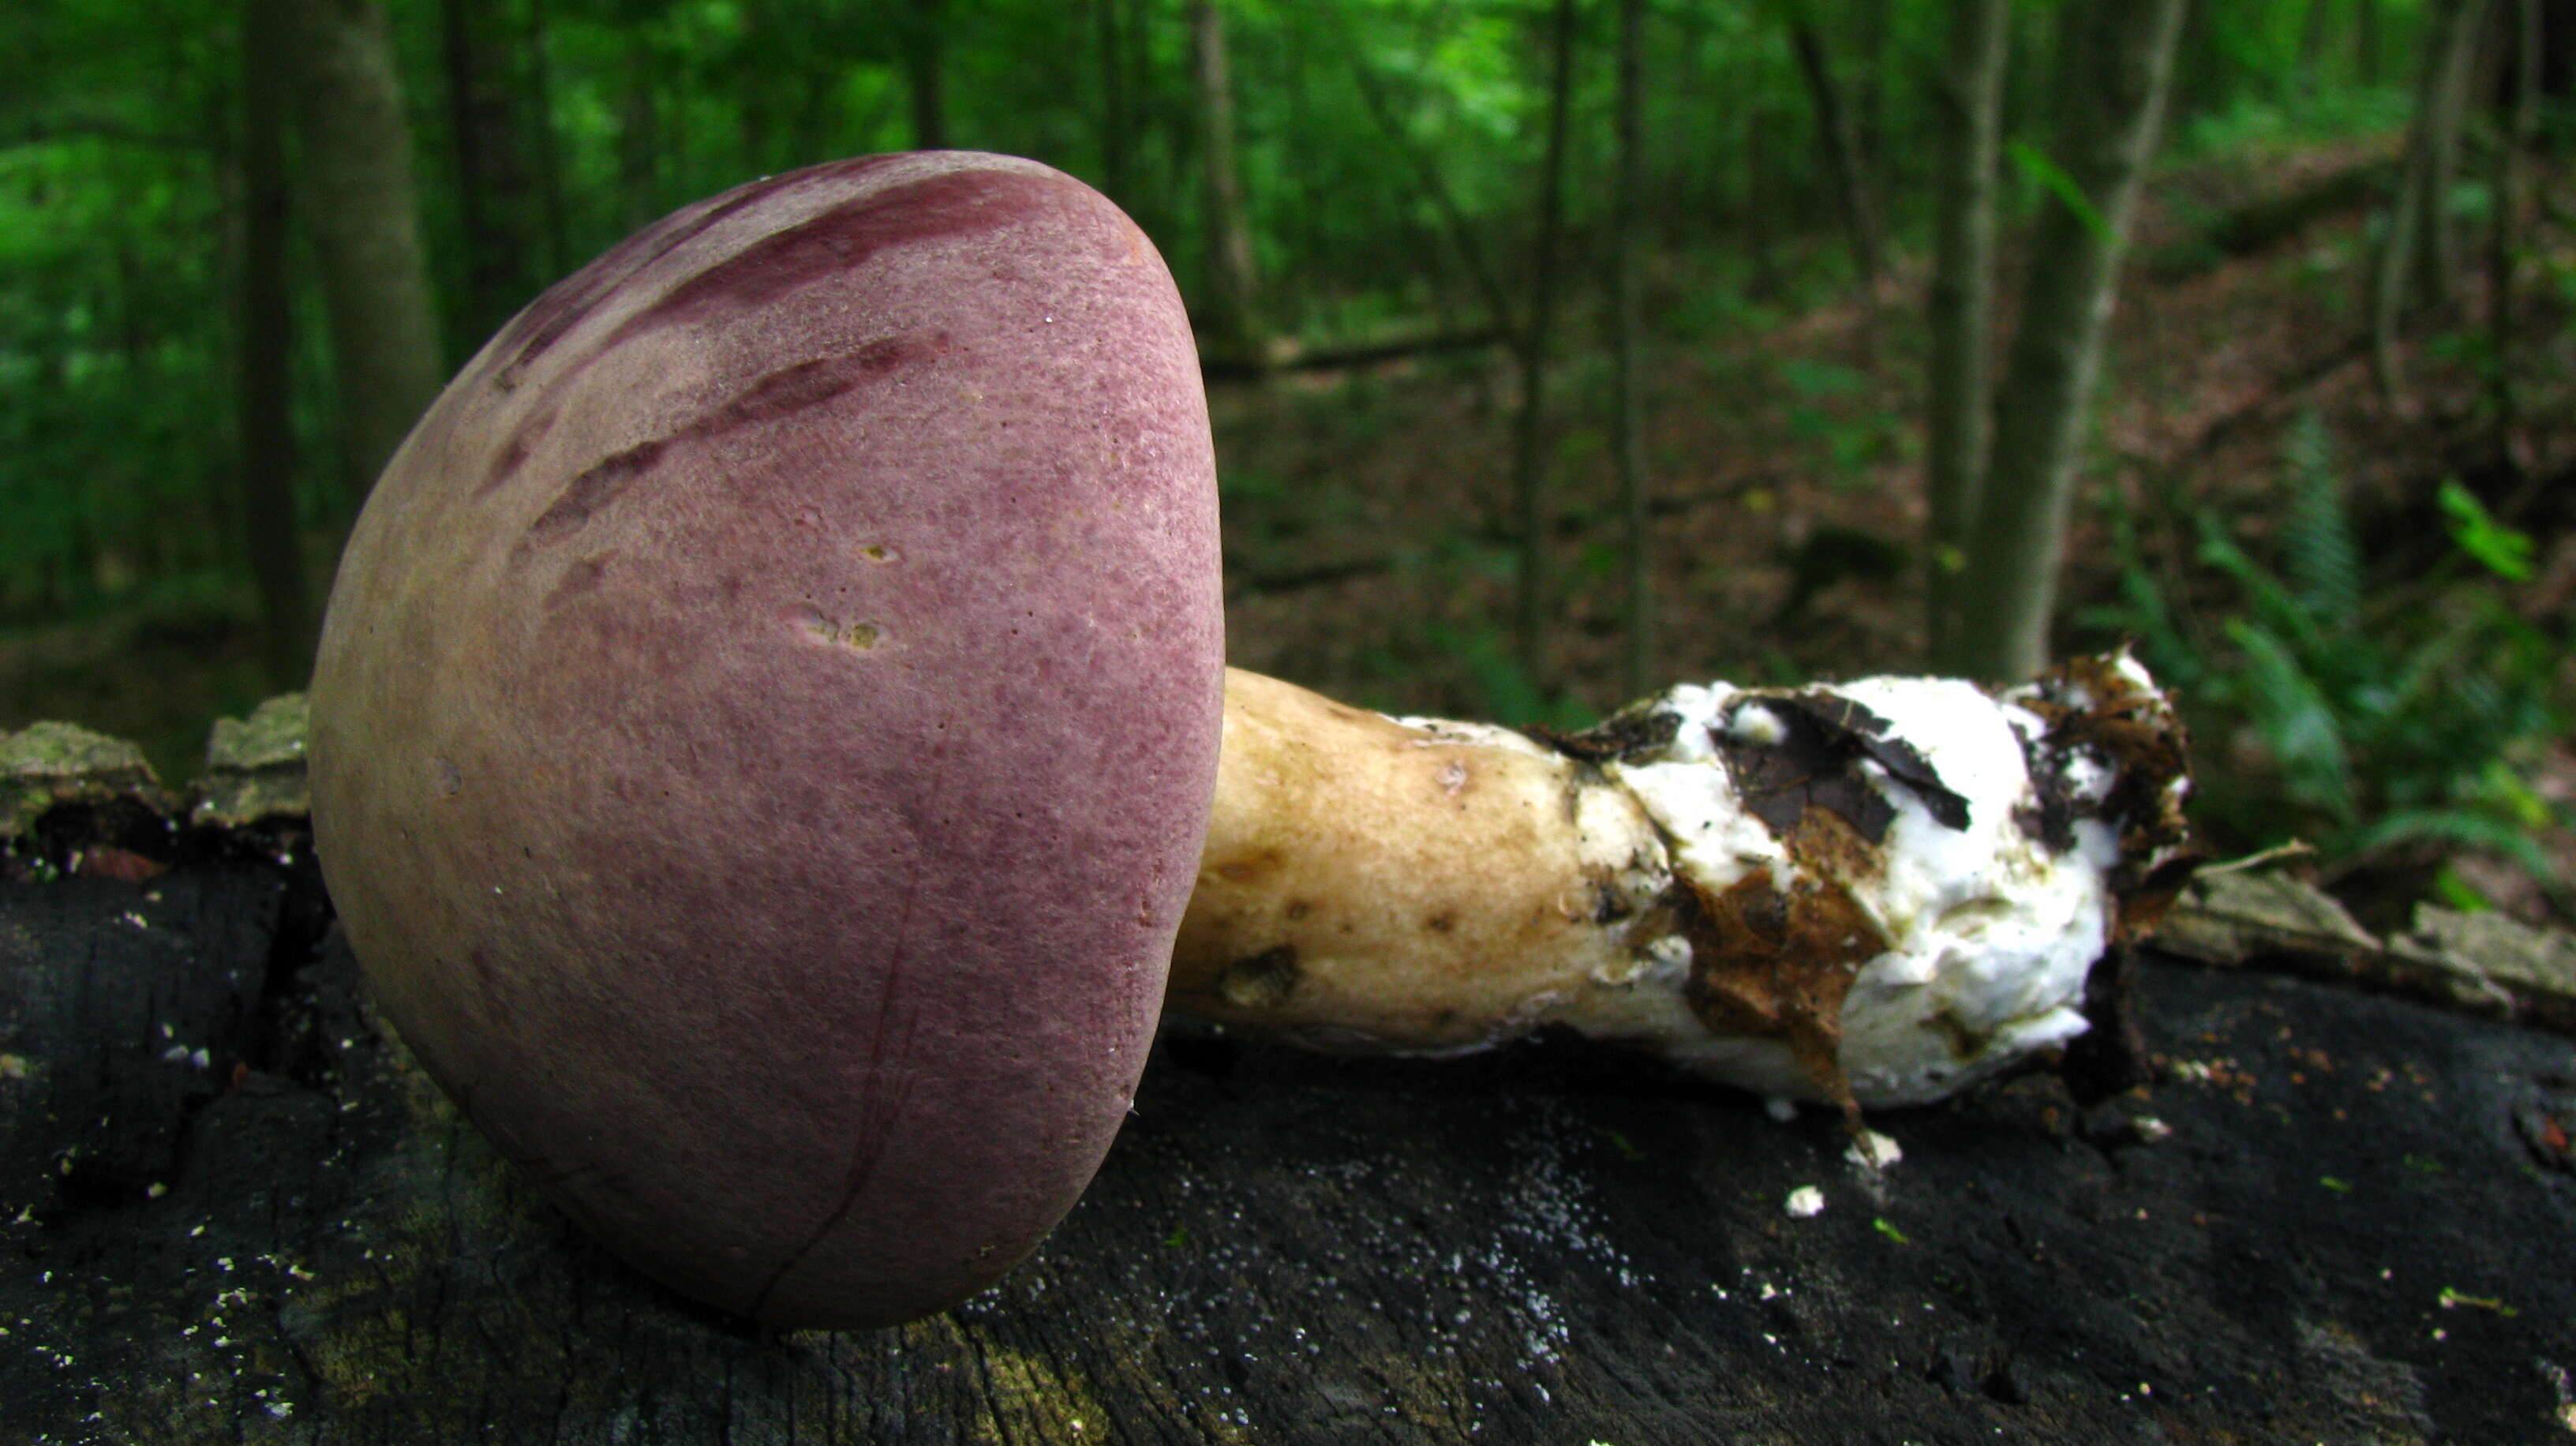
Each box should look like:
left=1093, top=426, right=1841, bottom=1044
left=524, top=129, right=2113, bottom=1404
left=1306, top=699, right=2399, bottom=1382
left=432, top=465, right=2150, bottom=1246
left=2084, top=414, right=2564, bottom=880
left=2008, top=140, right=2113, bottom=244
left=2439, top=479, right=2534, bottom=582
left=0, top=0, right=2499, bottom=756
left=1421, top=618, right=1590, bottom=731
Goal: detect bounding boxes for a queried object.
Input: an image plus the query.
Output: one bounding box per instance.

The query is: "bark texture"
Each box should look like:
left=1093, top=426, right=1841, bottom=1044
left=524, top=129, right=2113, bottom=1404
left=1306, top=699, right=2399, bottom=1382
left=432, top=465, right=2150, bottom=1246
left=1944, top=0, right=2187, bottom=683
left=1923, top=0, right=2010, bottom=663
left=279, top=0, right=444, bottom=508
left=5, top=842, right=2573, bottom=1442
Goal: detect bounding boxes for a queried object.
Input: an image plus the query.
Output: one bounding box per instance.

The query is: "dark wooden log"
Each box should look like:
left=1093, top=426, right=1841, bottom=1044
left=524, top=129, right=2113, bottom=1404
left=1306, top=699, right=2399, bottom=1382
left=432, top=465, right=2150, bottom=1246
left=5, top=822, right=2574, bottom=1442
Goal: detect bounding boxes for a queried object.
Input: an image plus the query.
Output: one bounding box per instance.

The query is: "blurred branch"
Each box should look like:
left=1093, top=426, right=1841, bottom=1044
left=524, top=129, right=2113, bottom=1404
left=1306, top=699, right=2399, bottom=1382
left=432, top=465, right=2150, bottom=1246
left=1346, top=54, right=1518, bottom=339
left=2, top=118, right=207, bottom=153
left=1201, top=327, right=1503, bottom=384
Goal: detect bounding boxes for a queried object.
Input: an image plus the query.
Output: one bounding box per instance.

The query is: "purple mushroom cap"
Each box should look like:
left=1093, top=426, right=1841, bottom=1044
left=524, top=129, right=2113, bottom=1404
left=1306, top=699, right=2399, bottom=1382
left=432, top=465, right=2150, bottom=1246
left=308, top=153, right=1224, bottom=1328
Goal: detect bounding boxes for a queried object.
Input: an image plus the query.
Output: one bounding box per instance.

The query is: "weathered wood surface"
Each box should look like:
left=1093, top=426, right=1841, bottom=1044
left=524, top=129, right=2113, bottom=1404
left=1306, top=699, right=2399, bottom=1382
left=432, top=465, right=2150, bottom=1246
left=4, top=842, right=2574, bottom=1444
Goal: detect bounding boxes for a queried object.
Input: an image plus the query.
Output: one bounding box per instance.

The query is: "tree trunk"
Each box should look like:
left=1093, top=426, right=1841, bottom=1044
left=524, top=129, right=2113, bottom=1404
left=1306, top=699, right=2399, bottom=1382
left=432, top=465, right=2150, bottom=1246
left=1096, top=0, right=1131, bottom=203
left=279, top=0, right=444, bottom=511
left=2491, top=0, right=2543, bottom=433
left=1610, top=0, right=1650, bottom=700
left=525, top=0, right=568, bottom=279
left=1511, top=0, right=1578, bottom=695
left=1858, top=0, right=1891, bottom=185
left=440, top=0, right=549, bottom=346
left=1189, top=0, right=1264, bottom=366
left=905, top=0, right=947, bottom=149
left=1788, top=9, right=1886, bottom=289
left=1743, top=105, right=1782, bottom=301
left=2413, top=0, right=2490, bottom=309
left=1943, top=0, right=2187, bottom=683
left=2299, top=0, right=2334, bottom=95
left=2372, top=0, right=2491, bottom=403
left=237, top=0, right=317, bottom=689
left=1923, top=0, right=2010, bottom=665
left=614, top=39, right=660, bottom=233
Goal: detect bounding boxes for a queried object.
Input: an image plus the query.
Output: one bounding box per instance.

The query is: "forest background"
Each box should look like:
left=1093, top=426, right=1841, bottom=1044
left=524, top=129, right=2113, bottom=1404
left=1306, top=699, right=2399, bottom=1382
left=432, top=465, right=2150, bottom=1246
left=5, top=0, right=2574, bottom=931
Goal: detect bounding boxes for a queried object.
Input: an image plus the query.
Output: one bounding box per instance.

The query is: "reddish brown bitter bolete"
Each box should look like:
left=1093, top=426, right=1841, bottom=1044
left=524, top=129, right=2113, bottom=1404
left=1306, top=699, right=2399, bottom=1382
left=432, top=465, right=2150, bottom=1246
left=313, top=154, right=1225, bottom=1329
left=314, top=152, right=2195, bottom=1334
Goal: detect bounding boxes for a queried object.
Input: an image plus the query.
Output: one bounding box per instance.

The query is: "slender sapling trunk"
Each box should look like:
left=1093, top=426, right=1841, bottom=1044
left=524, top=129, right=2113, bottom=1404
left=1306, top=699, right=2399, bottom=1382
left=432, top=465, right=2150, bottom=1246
left=1923, top=0, right=2010, bottom=663
left=1944, top=0, right=2186, bottom=684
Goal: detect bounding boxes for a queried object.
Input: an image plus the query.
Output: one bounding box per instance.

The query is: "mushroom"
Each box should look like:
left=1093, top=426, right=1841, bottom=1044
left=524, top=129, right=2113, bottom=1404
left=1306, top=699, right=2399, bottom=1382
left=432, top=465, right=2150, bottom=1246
left=311, top=152, right=2192, bottom=1333
left=312, top=153, right=1224, bottom=1330
left=1174, top=657, right=2192, bottom=1114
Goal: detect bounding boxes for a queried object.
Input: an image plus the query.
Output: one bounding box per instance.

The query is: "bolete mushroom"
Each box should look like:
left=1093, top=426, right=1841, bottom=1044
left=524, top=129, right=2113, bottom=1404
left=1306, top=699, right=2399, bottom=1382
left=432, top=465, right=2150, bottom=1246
left=312, top=153, right=1224, bottom=1329
left=313, top=152, right=2192, bottom=1333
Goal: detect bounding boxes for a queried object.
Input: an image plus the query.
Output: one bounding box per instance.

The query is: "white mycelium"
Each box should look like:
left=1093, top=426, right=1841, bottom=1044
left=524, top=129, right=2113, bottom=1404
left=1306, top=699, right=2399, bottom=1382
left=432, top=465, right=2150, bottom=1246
left=1169, top=657, right=2187, bottom=1115
left=1608, top=674, right=2132, bottom=1106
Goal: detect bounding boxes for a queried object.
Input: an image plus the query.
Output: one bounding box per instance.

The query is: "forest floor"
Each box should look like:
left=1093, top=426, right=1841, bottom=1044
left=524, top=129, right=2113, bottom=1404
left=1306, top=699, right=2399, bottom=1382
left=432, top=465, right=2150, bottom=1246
left=1215, top=137, right=2509, bottom=707
left=7, top=135, right=2574, bottom=920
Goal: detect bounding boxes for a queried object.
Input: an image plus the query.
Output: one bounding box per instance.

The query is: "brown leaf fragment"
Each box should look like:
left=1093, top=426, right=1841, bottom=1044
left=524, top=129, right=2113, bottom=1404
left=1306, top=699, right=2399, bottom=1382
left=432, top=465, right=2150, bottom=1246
left=2008, top=654, right=2196, bottom=940
left=1719, top=693, right=1972, bottom=841
left=1526, top=703, right=1681, bottom=766
left=73, top=846, right=167, bottom=884
left=1788, top=694, right=1975, bottom=830
left=1676, top=808, right=1894, bottom=1118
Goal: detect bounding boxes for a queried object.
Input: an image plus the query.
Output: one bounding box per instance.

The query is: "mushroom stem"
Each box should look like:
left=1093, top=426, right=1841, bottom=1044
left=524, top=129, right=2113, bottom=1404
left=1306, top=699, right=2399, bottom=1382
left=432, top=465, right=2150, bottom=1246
left=1170, top=654, right=2195, bottom=1111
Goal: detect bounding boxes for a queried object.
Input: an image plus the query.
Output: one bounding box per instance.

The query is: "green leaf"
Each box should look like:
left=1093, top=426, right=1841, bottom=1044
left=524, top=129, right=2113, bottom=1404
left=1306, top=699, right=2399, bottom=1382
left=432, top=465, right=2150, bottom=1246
left=2432, top=867, right=2492, bottom=914
left=2008, top=140, right=2113, bottom=243
left=2439, top=481, right=2536, bottom=581
left=1872, top=1217, right=1909, bottom=1244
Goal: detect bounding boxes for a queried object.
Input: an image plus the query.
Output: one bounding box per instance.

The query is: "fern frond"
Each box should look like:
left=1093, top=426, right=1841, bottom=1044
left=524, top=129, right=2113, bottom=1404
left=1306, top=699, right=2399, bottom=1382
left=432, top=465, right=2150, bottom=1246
left=2279, top=412, right=2363, bottom=632
left=2224, top=616, right=2355, bottom=822
left=2344, top=808, right=2555, bottom=876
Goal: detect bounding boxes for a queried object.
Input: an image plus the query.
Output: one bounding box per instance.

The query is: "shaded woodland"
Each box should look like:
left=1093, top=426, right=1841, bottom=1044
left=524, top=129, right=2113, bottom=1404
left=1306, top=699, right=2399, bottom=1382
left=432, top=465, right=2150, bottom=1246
left=8, top=0, right=2576, bottom=921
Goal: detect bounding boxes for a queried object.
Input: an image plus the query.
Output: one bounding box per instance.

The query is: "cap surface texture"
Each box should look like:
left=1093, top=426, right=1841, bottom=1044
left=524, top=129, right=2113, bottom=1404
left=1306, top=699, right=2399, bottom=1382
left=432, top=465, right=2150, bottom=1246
left=309, top=152, right=1224, bottom=1328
